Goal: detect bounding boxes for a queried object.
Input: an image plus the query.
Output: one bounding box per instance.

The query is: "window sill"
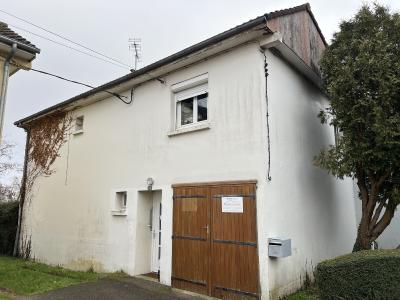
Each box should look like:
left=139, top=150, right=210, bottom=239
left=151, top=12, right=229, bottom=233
left=168, top=122, right=210, bottom=137
left=111, top=209, right=127, bottom=216
left=73, top=130, right=84, bottom=135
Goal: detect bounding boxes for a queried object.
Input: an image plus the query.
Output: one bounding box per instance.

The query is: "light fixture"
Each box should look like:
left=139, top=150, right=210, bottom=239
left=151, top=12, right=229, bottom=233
left=147, top=177, right=154, bottom=191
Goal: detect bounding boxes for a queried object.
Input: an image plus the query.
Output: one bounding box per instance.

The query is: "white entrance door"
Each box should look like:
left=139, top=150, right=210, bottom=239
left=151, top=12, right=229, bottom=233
left=150, top=194, right=161, bottom=273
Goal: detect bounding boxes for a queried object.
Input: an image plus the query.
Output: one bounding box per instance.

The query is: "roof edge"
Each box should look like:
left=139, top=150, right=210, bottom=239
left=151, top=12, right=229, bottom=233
left=15, top=15, right=267, bottom=127
left=15, top=3, right=325, bottom=127
left=0, top=34, right=40, bottom=54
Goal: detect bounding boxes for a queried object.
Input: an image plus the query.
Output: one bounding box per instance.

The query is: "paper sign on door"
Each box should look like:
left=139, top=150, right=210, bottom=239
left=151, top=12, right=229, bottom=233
left=222, top=196, right=243, bottom=213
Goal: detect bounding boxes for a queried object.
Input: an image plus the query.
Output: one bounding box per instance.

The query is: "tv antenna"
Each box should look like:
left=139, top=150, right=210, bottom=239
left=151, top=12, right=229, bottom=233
left=128, top=38, right=142, bottom=71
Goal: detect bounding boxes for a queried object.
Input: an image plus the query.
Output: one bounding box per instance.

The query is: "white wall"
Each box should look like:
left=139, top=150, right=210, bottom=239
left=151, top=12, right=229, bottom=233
left=260, top=51, right=357, bottom=299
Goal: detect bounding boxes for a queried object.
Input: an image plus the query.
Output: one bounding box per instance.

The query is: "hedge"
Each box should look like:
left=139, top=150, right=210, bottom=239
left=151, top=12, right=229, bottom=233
left=316, top=249, right=400, bottom=300
left=0, top=201, right=19, bottom=255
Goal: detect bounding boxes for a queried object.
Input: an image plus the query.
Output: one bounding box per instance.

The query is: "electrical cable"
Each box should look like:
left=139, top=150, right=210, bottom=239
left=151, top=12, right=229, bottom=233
left=2, top=10, right=168, bottom=88
left=0, top=8, right=131, bottom=68
left=7, top=23, right=129, bottom=70
left=30, top=68, right=133, bottom=104
left=260, top=48, right=272, bottom=181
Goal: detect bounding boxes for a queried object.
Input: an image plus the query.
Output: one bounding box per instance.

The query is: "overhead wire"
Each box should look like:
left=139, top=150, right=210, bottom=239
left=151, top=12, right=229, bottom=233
left=7, top=23, right=130, bottom=70
left=8, top=23, right=167, bottom=86
left=0, top=8, right=131, bottom=68
left=0, top=9, right=170, bottom=105
left=29, top=68, right=133, bottom=104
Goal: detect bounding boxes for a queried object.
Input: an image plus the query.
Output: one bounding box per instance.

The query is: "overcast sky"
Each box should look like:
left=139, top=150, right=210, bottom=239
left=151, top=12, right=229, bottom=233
left=1, top=0, right=400, bottom=172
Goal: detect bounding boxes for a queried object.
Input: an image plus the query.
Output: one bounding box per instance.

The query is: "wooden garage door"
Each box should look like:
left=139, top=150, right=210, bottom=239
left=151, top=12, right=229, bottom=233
left=172, top=181, right=259, bottom=299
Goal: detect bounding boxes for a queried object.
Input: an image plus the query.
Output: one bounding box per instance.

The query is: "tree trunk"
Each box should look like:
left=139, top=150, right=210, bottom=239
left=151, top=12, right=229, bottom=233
left=353, top=224, right=372, bottom=252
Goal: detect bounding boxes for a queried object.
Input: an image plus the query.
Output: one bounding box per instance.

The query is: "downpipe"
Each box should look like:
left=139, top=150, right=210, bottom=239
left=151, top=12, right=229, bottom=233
left=0, top=43, right=17, bottom=144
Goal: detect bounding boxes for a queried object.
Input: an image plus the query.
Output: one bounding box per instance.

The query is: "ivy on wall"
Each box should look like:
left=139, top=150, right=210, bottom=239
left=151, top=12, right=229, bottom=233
left=16, top=111, right=72, bottom=257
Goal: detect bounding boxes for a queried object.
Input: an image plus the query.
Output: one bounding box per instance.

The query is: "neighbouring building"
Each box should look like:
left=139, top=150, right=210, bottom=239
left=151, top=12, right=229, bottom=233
left=0, top=21, right=40, bottom=141
left=14, top=4, right=358, bottom=300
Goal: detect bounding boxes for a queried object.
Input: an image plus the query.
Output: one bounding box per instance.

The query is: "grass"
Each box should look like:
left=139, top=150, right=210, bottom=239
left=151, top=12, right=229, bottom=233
left=286, top=287, right=319, bottom=300
left=0, top=291, right=12, bottom=300
left=0, top=256, right=108, bottom=297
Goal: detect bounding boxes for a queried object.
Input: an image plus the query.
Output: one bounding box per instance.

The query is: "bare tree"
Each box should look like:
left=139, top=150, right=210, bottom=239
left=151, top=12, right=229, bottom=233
left=0, top=142, right=21, bottom=203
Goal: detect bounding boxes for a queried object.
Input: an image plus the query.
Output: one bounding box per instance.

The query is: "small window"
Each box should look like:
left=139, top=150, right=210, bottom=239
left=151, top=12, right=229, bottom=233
left=115, top=191, right=127, bottom=211
left=74, top=116, right=84, bottom=134
left=176, top=90, right=208, bottom=128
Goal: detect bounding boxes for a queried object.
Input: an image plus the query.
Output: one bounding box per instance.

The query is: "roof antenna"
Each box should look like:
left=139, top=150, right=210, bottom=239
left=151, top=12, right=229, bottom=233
left=128, top=38, right=142, bottom=71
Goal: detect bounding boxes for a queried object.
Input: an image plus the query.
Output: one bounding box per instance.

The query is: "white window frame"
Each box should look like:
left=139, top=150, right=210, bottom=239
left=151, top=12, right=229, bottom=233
left=175, top=83, right=208, bottom=129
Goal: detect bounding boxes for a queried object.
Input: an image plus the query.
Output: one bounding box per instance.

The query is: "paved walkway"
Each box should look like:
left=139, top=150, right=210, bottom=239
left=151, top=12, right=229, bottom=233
left=17, top=277, right=205, bottom=300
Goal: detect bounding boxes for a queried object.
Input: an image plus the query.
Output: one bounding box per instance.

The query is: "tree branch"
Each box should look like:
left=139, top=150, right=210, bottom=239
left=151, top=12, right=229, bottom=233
left=356, top=168, right=369, bottom=209
left=377, top=171, right=391, bottom=187
left=372, top=204, right=395, bottom=239
left=366, top=171, right=391, bottom=227
left=370, top=199, right=387, bottom=230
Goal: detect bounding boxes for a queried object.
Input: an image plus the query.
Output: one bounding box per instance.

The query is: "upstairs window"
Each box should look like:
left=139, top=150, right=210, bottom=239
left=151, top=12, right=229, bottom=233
left=175, top=83, right=208, bottom=128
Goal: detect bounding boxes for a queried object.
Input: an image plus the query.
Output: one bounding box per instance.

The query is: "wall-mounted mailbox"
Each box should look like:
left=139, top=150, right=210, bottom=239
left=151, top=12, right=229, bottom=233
left=268, top=238, right=292, bottom=258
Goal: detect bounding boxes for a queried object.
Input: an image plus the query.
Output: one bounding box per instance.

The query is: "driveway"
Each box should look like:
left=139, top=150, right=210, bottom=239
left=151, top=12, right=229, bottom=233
left=17, top=277, right=206, bottom=300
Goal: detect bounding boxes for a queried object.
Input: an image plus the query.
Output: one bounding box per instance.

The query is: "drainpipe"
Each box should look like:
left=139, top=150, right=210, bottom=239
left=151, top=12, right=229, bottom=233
left=0, top=43, right=17, bottom=144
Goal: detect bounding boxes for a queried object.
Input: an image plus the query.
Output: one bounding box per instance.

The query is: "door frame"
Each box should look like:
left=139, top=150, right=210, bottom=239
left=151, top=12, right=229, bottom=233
left=171, top=180, right=260, bottom=299
left=150, top=193, right=162, bottom=273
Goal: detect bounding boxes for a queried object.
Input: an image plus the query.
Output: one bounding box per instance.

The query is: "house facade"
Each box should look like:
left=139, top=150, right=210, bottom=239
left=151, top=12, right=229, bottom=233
left=15, top=4, right=357, bottom=300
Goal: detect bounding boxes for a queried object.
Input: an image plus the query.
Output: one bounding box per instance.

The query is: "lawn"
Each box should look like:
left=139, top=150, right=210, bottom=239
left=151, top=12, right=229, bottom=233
left=0, top=256, right=106, bottom=299
left=285, top=287, right=319, bottom=300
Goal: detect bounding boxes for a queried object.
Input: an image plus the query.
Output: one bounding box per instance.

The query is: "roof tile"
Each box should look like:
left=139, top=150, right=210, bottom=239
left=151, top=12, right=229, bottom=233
left=0, top=21, right=38, bottom=50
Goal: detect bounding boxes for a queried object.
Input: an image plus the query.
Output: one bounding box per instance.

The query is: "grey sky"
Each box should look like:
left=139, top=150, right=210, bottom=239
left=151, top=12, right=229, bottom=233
left=1, top=0, right=400, bottom=173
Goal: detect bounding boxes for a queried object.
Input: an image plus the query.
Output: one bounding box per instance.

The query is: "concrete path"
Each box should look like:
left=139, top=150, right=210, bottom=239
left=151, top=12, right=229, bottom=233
left=17, top=277, right=206, bottom=300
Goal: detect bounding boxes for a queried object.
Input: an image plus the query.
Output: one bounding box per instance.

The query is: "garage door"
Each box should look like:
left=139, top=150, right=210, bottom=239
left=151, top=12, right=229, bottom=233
left=172, top=181, right=259, bottom=299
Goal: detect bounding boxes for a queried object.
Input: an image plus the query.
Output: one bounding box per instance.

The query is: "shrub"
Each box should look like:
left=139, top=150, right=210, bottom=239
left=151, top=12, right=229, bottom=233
left=316, top=250, right=400, bottom=300
left=0, top=201, right=19, bottom=255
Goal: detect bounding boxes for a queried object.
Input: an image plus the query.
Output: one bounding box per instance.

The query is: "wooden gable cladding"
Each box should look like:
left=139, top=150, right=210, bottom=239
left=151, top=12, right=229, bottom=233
left=267, top=9, right=326, bottom=75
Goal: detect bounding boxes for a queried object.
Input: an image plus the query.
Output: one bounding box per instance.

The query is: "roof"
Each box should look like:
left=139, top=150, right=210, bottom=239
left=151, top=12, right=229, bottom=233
left=15, top=3, right=325, bottom=127
left=0, top=21, right=40, bottom=54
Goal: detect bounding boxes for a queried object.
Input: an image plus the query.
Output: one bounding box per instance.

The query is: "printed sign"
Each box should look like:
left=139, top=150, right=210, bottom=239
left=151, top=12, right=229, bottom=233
left=222, top=196, right=243, bottom=213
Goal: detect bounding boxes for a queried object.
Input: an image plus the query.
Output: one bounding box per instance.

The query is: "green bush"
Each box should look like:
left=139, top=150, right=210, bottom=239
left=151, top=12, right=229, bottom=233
left=0, top=201, right=19, bottom=255
left=316, top=249, right=400, bottom=300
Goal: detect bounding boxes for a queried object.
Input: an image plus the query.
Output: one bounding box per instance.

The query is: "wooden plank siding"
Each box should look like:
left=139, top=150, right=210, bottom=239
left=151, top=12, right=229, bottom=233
left=267, top=10, right=326, bottom=75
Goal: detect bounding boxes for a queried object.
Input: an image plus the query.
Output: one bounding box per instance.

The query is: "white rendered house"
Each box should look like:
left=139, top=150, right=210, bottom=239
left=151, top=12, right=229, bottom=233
left=15, top=4, right=357, bottom=300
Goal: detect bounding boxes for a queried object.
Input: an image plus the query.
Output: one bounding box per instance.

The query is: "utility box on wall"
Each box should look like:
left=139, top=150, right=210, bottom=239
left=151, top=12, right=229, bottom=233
left=268, top=238, right=292, bottom=258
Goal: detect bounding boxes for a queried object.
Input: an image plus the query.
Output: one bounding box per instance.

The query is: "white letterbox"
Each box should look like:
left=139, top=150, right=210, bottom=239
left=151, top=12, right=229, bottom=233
left=268, top=238, right=292, bottom=258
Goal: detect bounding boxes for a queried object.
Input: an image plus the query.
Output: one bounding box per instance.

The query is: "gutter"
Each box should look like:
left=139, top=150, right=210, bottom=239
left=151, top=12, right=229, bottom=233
left=0, top=42, right=17, bottom=142
left=0, top=35, right=40, bottom=54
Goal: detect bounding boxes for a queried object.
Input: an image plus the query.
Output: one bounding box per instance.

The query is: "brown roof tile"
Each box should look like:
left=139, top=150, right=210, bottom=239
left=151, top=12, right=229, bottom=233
left=0, top=21, right=40, bottom=53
